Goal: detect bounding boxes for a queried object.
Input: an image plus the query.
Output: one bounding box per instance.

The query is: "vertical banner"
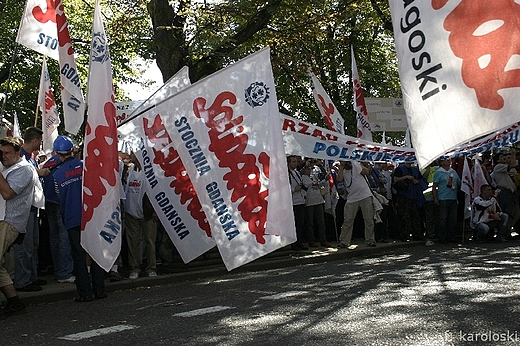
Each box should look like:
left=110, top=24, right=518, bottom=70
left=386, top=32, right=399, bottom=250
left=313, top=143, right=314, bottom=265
left=310, top=71, right=345, bottom=134
left=12, top=114, right=21, bottom=138
left=38, top=58, right=60, bottom=155
left=352, top=46, right=372, bottom=141
left=142, top=48, right=296, bottom=270
left=55, top=0, right=85, bottom=135
left=389, top=0, right=520, bottom=167
left=82, top=0, right=122, bottom=272
left=16, top=0, right=59, bottom=60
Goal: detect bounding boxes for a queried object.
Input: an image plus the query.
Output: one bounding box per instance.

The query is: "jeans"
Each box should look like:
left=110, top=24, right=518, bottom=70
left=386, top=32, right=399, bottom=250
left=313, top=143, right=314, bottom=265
left=68, top=226, right=105, bottom=298
left=437, top=200, right=457, bottom=242
left=14, top=210, right=39, bottom=288
left=475, top=214, right=509, bottom=241
left=47, top=202, right=73, bottom=280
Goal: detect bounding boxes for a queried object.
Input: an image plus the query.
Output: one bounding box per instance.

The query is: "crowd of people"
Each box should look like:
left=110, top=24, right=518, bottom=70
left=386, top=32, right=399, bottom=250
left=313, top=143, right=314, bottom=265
left=2, top=128, right=520, bottom=319
left=0, top=129, right=173, bottom=319
left=287, top=150, right=520, bottom=251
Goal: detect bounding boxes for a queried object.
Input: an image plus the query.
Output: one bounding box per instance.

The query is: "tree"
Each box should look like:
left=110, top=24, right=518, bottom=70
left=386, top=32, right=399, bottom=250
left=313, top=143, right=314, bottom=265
left=1, top=0, right=402, bottom=142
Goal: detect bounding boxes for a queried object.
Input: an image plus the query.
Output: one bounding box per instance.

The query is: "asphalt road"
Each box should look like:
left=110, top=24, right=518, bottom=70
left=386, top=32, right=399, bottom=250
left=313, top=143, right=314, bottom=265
left=3, top=242, right=520, bottom=345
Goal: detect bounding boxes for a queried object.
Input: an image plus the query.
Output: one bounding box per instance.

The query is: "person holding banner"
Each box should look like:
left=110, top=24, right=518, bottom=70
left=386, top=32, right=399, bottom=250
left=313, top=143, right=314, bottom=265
left=336, top=161, right=376, bottom=248
left=52, top=136, right=106, bottom=302
left=287, top=156, right=309, bottom=251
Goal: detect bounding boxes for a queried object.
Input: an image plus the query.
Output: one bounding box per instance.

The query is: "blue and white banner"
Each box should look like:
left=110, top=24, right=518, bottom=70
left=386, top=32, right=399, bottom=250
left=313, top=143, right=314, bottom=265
left=282, top=114, right=416, bottom=163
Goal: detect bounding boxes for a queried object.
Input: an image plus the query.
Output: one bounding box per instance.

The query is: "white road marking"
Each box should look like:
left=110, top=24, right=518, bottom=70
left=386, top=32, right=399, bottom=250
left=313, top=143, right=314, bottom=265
left=259, top=291, right=308, bottom=300
left=174, top=305, right=234, bottom=317
left=58, top=324, right=139, bottom=341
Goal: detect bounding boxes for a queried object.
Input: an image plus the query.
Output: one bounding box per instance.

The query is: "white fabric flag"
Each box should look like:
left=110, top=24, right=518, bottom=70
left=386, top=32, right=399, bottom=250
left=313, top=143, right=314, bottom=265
left=119, top=68, right=216, bottom=263
left=55, top=0, right=85, bottom=135
left=389, top=1, right=520, bottom=168
left=82, top=0, right=122, bottom=272
left=118, top=66, right=191, bottom=152
left=461, top=158, right=472, bottom=219
left=38, top=58, right=60, bottom=155
left=16, top=0, right=59, bottom=60
left=310, top=72, right=345, bottom=134
left=352, top=46, right=372, bottom=142
left=12, top=114, right=21, bottom=138
left=472, top=158, right=488, bottom=201
left=142, top=48, right=296, bottom=271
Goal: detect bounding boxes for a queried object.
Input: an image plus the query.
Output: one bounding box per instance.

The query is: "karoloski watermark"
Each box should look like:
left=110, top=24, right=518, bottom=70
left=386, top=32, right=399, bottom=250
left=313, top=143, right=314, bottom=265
left=454, top=330, right=519, bottom=343
left=406, top=330, right=520, bottom=343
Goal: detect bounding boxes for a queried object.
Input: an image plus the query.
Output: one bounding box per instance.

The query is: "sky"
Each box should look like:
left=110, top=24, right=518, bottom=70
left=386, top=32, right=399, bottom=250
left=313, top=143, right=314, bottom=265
left=119, top=61, right=163, bottom=102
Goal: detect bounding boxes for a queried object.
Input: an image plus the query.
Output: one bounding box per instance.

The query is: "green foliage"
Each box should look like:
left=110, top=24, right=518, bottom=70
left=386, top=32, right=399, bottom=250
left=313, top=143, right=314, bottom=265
left=1, top=0, right=403, bottom=144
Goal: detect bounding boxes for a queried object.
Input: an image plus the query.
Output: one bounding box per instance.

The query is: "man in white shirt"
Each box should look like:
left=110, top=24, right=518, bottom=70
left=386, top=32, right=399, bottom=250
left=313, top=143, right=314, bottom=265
left=336, top=161, right=376, bottom=248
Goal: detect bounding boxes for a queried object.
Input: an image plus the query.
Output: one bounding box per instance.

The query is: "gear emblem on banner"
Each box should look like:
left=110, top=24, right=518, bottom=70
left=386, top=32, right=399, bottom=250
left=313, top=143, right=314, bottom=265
left=91, top=32, right=110, bottom=63
left=245, top=82, right=270, bottom=108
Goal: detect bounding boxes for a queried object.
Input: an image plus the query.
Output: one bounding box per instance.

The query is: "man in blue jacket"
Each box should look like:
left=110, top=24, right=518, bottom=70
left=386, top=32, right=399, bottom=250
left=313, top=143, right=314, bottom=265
left=53, top=136, right=106, bottom=302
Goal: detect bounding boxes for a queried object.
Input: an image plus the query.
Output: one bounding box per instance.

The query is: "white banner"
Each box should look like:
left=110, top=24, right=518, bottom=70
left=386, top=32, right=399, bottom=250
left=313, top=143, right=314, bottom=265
left=82, top=0, right=122, bottom=272
left=142, top=48, right=296, bottom=271
left=310, top=72, right=345, bottom=134
left=118, top=67, right=190, bottom=153
left=56, top=0, right=85, bottom=135
left=352, top=46, right=372, bottom=141
left=282, top=114, right=416, bottom=162
left=16, top=0, right=59, bottom=60
left=389, top=0, right=520, bottom=167
left=38, top=58, right=60, bottom=155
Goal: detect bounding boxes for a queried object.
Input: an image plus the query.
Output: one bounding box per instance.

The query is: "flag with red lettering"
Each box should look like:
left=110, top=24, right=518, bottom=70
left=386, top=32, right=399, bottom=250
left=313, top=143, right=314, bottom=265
left=55, top=0, right=85, bottom=135
left=461, top=158, right=472, bottom=219
left=310, top=71, right=345, bottom=134
left=38, top=58, right=60, bottom=155
left=16, top=0, right=59, bottom=60
left=121, top=67, right=216, bottom=263
left=389, top=0, right=520, bottom=167
left=82, top=0, right=122, bottom=272
left=142, top=48, right=296, bottom=271
left=352, top=46, right=372, bottom=141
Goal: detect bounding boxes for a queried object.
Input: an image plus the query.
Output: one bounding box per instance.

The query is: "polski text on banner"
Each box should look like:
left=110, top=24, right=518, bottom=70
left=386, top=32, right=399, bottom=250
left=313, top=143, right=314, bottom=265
left=16, top=0, right=59, bottom=60
left=310, top=71, right=345, bottom=134
left=82, top=1, right=122, bottom=272
left=351, top=46, right=372, bottom=141
left=144, top=48, right=296, bottom=271
left=389, top=0, right=520, bottom=168
left=281, top=114, right=416, bottom=163
left=38, top=58, right=60, bottom=155
left=56, top=0, right=85, bottom=135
